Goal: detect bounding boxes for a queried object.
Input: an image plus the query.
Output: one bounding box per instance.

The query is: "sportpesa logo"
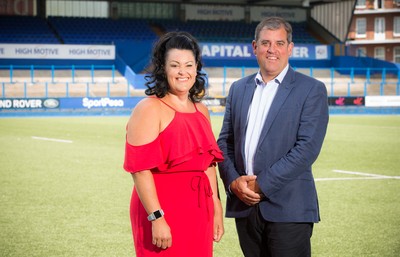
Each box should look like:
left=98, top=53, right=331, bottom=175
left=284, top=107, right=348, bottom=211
left=82, top=97, right=124, bottom=109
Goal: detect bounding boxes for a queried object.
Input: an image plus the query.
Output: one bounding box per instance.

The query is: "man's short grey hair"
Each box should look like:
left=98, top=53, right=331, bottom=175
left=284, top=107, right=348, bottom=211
left=254, top=16, right=293, bottom=43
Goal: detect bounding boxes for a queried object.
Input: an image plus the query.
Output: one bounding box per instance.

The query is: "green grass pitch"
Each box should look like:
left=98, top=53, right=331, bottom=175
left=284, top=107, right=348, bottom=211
left=0, top=115, right=399, bottom=257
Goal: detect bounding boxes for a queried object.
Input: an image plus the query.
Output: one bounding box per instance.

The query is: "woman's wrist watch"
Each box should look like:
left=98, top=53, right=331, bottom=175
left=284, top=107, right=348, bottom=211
left=147, top=209, right=164, bottom=221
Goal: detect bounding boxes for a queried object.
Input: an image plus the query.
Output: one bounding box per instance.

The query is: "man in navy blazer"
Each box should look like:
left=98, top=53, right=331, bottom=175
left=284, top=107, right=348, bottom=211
left=217, top=17, right=329, bottom=257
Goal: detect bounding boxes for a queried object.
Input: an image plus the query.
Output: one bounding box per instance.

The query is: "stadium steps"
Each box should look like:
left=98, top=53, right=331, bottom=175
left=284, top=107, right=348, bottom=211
left=204, top=67, right=399, bottom=97
left=0, top=69, right=146, bottom=98
left=1, top=67, right=397, bottom=98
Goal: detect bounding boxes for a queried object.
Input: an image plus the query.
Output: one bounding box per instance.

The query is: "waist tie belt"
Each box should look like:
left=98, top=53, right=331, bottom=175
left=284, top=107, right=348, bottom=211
left=191, top=173, right=213, bottom=220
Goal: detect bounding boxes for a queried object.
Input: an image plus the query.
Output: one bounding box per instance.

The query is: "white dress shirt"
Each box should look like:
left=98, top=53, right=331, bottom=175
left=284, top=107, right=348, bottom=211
left=244, top=65, right=289, bottom=175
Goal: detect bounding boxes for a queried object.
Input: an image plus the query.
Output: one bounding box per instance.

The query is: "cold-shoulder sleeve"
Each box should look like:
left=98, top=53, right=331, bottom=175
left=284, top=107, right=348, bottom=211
left=123, top=137, right=163, bottom=173
left=209, top=145, right=224, bottom=167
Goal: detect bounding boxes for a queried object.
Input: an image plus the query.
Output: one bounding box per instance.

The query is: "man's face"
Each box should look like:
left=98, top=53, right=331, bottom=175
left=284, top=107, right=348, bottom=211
left=252, top=26, right=293, bottom=82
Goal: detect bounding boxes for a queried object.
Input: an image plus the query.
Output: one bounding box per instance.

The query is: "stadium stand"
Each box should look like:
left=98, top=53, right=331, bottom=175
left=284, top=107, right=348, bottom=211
left=0, top=15, right=59, bottom=44
left=0, top=16, right=320, bottom=45
left=151, top=19, right=255, bottom=43
left=47, top=16, right=158, bottom=44
left=0, top=15, right=398, bottom=101
left=154, top=19, right=319, bottom=44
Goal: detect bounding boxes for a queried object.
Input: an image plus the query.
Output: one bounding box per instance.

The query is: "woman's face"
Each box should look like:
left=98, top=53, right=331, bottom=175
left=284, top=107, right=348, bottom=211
left=164, top=48, right=197, bottom=95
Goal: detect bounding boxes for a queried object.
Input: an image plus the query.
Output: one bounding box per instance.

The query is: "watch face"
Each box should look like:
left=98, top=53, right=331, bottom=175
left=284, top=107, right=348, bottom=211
left=154, top=210, right=162, bottom=219
left=148, top=210, right=164, bottom=221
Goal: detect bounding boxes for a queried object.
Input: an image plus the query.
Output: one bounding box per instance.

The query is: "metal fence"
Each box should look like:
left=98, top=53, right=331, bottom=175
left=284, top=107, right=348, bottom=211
left=207, top=66, right=400, bottom=97
left=1, top=65, right=399, bottom=98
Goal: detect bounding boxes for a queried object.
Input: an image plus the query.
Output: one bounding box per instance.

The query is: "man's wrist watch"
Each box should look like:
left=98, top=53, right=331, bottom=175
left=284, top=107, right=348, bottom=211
left=147, top=209, right=164, bottom=221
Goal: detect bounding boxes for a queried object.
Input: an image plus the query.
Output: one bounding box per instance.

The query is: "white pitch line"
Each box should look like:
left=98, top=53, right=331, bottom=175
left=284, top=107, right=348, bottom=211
left=315, top=177, right=399, bottom=181
left=315, top=169, right=400, bottom=181
left=32, top=136, right=73, bottom=143
left=333, top=169, right=395, bottom=178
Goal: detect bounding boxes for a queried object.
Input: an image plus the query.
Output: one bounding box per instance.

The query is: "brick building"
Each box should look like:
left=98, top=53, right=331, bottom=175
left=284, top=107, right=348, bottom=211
left=347, top=0, right=400, bottom=63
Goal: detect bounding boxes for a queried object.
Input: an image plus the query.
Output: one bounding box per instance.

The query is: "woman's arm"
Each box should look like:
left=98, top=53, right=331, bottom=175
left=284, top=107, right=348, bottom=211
left=127, top=98, right=172, bottom=249
left=205, top=166, right=224, bottom=242
left=131, top=171, right=171, bottom=249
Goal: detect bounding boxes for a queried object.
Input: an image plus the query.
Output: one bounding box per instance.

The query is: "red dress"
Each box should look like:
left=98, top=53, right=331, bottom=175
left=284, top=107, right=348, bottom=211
left=124, top=99, right=223, bottom=257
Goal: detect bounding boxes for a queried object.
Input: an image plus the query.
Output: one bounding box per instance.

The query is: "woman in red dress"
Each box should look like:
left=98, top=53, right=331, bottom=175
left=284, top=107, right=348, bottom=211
left=124, top=31, right=224, bottom=257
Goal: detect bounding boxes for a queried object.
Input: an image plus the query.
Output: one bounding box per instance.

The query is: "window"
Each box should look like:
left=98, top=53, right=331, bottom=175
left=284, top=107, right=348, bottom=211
left=396, top=0, right=400, bottom=6
left=356, top=0, right=366, bottom=8
left=374, top=17, right=385, bottom=40
left=116, top=2, right=174, bottom=19
left=356, top=18, right=367, bottom=38
left=374, top=47, right=385, bottom=60
left=394, top=47, right=400, bottom=63
left=357, top=47, right=367, bottom=57
left=377, top=0, right=383, bottom=9
left=394, top=17, right=400, bottom=36
left=46, top=0, right=108, bottom=18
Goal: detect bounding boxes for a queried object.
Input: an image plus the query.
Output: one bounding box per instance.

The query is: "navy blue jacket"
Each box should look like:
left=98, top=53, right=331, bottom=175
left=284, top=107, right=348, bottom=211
left=217, top=67, right=329, bottom=222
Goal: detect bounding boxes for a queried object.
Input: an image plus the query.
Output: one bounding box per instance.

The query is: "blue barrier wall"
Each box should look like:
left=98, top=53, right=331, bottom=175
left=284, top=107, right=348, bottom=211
left=331, top=56, right=399, bottom=75
left=114, top=40, right=155, bottom=73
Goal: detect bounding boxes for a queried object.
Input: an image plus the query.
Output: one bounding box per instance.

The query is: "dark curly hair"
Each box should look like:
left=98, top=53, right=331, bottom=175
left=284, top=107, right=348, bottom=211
left=144, top=31, right=206, bottom=102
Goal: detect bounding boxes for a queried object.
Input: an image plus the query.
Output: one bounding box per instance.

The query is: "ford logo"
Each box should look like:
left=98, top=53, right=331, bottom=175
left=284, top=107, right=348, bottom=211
left=43, top=99, right=60, bottom=108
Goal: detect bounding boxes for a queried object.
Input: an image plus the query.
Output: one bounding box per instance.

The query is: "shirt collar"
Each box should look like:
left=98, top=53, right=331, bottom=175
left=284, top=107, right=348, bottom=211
left=255, top=64, right=289, bottom=86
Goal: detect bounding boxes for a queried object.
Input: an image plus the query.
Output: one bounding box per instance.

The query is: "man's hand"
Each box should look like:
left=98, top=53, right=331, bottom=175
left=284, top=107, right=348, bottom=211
left=230, top=176, right=262, bottom=206
left=247, top=180, right=262, bottom=194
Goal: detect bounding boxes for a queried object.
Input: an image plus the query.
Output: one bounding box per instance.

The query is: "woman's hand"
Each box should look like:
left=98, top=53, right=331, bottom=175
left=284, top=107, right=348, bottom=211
left=151, top=217, right=172, bottom=249
left=213, top=199, right=224, bottom=242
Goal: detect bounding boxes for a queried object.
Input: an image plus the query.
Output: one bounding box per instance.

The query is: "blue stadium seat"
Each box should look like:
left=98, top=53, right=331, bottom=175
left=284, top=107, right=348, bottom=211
left=150, top=19, right=319, bottom=44
left=0, top=15, right=59, bottom=44
left=47, top=16, right=158, bottom=44
left=0, top=16, right=320, bottom=45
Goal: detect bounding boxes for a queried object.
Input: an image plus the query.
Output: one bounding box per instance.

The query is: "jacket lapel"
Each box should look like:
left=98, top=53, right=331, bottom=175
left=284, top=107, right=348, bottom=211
left=239, top=74, right=257, bottom=134
left=239, top=75, right=257, bottom=159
